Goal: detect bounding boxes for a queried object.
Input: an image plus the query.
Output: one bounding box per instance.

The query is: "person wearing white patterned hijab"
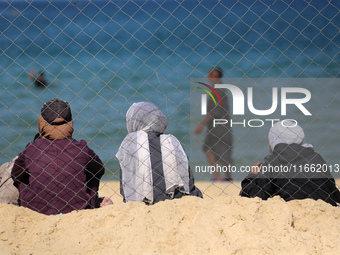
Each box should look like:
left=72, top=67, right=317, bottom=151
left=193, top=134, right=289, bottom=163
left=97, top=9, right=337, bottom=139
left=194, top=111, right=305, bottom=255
left=116, top=102, right=202, bottom=204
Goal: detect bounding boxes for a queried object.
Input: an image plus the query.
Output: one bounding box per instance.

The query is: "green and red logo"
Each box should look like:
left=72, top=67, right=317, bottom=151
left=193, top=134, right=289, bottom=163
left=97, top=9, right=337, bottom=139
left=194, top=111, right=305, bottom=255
left=197, top=82, right=223, bottom=107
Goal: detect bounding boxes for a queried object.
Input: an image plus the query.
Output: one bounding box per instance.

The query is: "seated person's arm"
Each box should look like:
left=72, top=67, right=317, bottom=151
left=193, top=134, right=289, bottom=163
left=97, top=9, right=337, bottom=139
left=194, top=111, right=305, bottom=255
left=11, top=152, right=27, bottom=187
left=239, top=162, right=273, bottom=200
left=86, top=148, right=105, bottom=177
left=188, top=166, right=203, bottom=198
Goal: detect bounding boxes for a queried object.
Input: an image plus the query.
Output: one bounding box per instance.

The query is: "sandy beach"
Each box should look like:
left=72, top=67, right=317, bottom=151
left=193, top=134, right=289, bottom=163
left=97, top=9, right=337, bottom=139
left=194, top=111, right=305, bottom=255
left=1, top=180, right=340, bottom=254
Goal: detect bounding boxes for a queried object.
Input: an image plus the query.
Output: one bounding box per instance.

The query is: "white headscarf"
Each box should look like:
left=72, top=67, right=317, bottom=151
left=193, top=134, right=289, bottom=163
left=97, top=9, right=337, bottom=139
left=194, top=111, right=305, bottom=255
left=269, top=121, right=313, bottom=151
left=126, top=102, right=168, bottom=133
left=116, top=102, right=189, bottom=203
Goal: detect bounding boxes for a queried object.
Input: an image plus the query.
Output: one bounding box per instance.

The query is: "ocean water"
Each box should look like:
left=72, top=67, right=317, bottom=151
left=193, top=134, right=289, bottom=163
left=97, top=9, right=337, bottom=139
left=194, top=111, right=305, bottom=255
left=0, top=0, right=339, bottom=180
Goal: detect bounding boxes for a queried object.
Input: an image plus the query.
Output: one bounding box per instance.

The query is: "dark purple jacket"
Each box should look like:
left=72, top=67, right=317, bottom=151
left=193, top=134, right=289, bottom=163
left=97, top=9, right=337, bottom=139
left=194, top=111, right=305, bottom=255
left=12, top=138, right=105, bottom=215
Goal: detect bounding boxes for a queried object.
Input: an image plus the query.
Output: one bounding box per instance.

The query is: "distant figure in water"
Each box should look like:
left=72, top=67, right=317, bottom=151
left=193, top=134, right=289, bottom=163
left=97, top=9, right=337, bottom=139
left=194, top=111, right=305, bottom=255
left=29, top=68, right=48, bottom=87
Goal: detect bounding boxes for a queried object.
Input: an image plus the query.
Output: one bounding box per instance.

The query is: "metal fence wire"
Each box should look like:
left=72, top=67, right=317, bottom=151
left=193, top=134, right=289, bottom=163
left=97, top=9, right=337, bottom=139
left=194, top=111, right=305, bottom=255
left=0, top=0, right=339, bottom=213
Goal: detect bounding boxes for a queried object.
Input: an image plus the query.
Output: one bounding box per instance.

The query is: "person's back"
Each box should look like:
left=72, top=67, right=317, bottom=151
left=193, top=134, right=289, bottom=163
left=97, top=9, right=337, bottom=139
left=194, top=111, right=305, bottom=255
left=116, top=102, right=202, bottom=204
left=12, top=98, right=105, bottom=215
left=14, top=138, right=103, bottom=215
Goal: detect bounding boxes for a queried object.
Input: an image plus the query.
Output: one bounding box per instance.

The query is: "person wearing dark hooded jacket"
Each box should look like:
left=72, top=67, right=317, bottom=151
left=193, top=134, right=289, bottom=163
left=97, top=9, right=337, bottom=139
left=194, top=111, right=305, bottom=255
left=11, top=98, right=111, bottom=215
left=240, top=121, right=340, bottom=206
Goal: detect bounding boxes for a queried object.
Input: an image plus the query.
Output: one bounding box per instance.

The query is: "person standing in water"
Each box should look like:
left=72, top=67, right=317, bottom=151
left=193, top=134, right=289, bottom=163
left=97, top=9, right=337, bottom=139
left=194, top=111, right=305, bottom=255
left=195, top=67, right=233, bottom=182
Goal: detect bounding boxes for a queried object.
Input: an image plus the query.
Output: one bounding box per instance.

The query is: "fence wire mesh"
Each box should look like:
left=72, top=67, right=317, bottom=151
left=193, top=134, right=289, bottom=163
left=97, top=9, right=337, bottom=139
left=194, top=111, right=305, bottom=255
left=0, top=0, right=339, bottom=213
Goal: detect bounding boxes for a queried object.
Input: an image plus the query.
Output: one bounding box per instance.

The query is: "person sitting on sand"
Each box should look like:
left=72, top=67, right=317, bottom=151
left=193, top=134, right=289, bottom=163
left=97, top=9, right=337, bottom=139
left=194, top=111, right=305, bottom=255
left=0, top=157, right=19, bottom=205
left=240, top=121, right=340, bottom=206
left=116, top=101, right=203, bottom=204
left=29, top=67, right=48, bottom=87
left=12, top=98, right=112, bottom=215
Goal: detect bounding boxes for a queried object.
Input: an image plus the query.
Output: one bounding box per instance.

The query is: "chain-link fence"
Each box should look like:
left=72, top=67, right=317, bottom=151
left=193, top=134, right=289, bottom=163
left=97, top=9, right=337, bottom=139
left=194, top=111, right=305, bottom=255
left=1, top=0, right=339, bottom=213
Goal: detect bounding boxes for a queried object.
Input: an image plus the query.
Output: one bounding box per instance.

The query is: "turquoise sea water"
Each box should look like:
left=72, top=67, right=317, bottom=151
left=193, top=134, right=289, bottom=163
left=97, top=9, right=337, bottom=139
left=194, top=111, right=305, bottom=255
left=0, top=0, right=339, bottom=180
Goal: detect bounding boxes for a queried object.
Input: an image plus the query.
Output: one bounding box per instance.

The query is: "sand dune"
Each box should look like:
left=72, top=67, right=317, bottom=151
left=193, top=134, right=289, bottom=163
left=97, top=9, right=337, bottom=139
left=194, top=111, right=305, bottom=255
left=1, top=181, right=340, bottom=254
